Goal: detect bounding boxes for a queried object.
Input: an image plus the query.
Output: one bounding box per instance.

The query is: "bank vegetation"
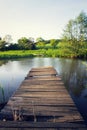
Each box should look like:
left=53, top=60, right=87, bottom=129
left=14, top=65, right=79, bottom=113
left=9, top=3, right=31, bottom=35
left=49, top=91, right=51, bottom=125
left=0, top=11, right=87, bottom=59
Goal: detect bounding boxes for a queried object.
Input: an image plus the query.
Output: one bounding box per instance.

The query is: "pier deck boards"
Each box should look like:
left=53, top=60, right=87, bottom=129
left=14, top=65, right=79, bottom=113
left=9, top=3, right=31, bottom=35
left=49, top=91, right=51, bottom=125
left=0, top=66, right=86, bottom=129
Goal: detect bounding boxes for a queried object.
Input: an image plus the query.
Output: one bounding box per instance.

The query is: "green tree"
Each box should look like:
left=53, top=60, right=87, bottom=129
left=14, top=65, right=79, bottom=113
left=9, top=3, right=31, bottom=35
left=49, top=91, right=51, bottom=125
left=50, top=39, right=58, bottom=49
left=0, top=40, right=7, bottom=51
left=18, top=37, right=35, bottom=50
left=62, top=20, right=74, bottom=42
left=63, top=11, right=87, bottom=43
left=76, top=11, right=87, bottom=42
left=61, top=11, right=87, bottom=58
left=36, top=37, right=44, bottom=42
left=36, top=37, right=46, bottom=49
left=36, top=41, right=45, bottom=48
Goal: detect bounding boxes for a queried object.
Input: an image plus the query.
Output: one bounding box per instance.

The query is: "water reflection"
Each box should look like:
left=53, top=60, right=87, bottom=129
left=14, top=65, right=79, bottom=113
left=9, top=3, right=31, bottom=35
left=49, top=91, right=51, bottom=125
left=57, top=59, right=87, bottom=97
left=0, top=60, right=8, bottom=66
left=0, top=58, right=87, bottom=123
left=0, top=59, right=32, bottom=103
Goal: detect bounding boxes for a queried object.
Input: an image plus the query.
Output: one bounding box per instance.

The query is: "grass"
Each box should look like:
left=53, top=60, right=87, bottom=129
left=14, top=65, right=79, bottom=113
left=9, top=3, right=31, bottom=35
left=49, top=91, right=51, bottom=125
left=0, top=49, right=65, bottom=58
left=0, top=50, right=35, bottom=59
left=0, top=48, right=87, bottom=59
left=0, top=50, right=60, bottom=59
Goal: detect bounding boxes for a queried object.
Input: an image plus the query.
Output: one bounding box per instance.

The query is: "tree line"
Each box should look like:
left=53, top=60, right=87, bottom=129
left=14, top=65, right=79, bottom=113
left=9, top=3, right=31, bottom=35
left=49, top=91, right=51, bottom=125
left=0, top=11, right=87, bottom=58
left=0, top=36, right=36, bottom=50
left=0, top=35, right=60, bottom=51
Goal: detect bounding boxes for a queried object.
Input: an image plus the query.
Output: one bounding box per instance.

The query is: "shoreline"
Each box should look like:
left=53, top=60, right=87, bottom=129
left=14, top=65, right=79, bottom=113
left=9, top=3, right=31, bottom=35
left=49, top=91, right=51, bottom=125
left=0, top=50, right=87, bottom=59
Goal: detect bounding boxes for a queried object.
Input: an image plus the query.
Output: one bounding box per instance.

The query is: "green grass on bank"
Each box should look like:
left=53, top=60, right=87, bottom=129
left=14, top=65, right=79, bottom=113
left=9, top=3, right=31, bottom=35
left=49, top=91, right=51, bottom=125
left=0, top=50, right=60, bottom=59
left=0, top=49, right=87, bottom=59
left=0, top=50, right=44, bottom=59
left=0, top=50, right=38, bottom=59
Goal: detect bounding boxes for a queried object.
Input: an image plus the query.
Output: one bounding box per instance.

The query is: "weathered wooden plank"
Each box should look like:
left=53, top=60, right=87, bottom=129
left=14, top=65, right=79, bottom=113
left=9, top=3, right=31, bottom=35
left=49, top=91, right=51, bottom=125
left=22, top=80, right=64, bottom=85
left=14, top=90, right=69, bottom=95
left=28, top=67, right=57, bottom=77
left=0, top=111, right=83, bottom=121
left=26, top=76, right=61, bottom=80
left=2, top=105, right=78, bottom=112
left=19, top=85, right=65, bottom=90
left=0, top=121, right=86, bottom=129
left=13, top=93, right=70, bottom=98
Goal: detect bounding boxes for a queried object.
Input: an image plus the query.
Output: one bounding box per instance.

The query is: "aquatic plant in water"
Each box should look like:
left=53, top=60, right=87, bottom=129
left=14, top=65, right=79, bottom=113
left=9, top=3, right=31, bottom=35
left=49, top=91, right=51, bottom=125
left=0, top=84, right=5, bottom=103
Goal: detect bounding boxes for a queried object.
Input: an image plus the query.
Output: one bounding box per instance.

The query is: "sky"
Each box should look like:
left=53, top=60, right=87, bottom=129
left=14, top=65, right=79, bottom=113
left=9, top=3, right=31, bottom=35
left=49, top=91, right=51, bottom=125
left=0, top=0, right=87, bottom=42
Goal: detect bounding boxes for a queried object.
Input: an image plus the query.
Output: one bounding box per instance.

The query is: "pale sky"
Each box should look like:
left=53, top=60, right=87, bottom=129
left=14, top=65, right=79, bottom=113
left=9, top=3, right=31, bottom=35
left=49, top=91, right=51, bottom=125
left=0, top=0, right=87, bottom=42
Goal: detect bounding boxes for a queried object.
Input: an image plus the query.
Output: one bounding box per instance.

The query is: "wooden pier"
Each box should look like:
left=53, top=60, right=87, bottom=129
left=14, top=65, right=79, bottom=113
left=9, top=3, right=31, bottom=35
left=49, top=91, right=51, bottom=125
left=0, top=66, right=86, bottom=129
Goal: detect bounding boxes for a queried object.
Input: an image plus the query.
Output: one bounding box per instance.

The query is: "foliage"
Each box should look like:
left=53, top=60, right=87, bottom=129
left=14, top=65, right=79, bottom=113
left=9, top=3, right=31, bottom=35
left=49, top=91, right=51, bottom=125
left=36, top=41, right=45, bottom=49
left=62, top=11, right=87, bottom=43
left=36, top=39, right=60, bottom=49
left=0, top=35, right=13, bottom=51
left=18, top=37, right=35, bottom=50
left=0, top=47, right=87, bottom=59
left=0, top=40, right=7, bottom=51
left=36, top=37, right=45, bottom=42
left=50, top=39, right=59, bottom=49
left=77, top=11, right=87, bottom=42
left=7, top=43, right=19, bottom=50
left=60, top=11, right=87, bottom=58
left=0, top=49, right=61, bottom=59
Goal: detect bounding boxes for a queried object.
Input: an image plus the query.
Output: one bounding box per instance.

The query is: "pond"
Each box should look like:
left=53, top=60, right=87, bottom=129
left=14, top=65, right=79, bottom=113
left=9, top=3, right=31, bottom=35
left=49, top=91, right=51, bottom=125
left=0, top=57, right=87, bottom=124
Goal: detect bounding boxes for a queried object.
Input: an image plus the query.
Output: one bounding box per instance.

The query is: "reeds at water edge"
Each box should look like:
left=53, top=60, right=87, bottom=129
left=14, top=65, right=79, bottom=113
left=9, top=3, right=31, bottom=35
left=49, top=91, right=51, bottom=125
left=0, top=84, right=5, bottom=103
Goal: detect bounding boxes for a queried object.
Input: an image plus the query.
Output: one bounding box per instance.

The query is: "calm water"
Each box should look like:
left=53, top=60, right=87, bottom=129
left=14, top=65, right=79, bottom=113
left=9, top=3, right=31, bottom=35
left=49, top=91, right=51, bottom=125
left=0, top=57, right=87, bottom=123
